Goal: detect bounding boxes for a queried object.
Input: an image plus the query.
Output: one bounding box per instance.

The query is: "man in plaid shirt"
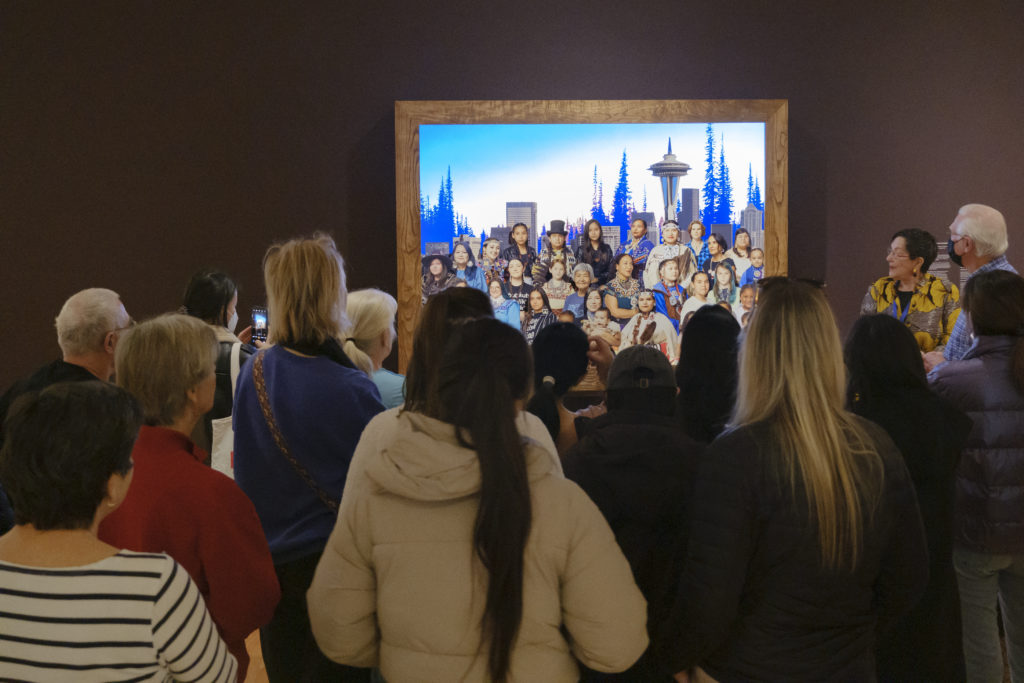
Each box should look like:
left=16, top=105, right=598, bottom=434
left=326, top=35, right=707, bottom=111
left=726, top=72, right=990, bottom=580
left=924, top=204, right=1015, bottom=372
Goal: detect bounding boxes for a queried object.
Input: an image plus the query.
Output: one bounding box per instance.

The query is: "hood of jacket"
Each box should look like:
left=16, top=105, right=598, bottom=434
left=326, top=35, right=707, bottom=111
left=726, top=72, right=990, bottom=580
left=364, top=411, right=557, bottom=502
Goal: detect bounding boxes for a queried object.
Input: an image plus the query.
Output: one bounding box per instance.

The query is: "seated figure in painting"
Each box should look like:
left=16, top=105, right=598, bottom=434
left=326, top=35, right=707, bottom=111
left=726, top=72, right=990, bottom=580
left=451, top=242, right=488, bottom=292
left=616, top=218, right=655, bottom=286
left=620, top=291, right=679, bottom=364
left=477, top=237, right=508, bottom=283
left=725, top=228, right=753, bottom=281
left=680, top=271, right=712, bottom=326
left=422, top=254, right=456, bottom=304
left=740, top=248, right=765, bottom=287
left=501, top=222, right=539, bottom=278
left=709, top=262, right=740, bottom=310
left=563, top=264, right=595, bottom=320
left=734, top=285, right=756, bottom=327
left=703, top=233, right=735, bottom=281
left=652, top=258, right=687, bottom=333
left=582, top=306, right=622, bottom=349
left=542, top=258, right=574, bottom=312
left=534, top=220, right=577, bottom=282
left=522, top=287, right=559, bottom=346
left=644, top=219, right=685, bottom=290
left=605, top=254, right=642, bottom=326
left=505, top=257, right=533, bottom=325
left=488, top=275, right=521, bottom=330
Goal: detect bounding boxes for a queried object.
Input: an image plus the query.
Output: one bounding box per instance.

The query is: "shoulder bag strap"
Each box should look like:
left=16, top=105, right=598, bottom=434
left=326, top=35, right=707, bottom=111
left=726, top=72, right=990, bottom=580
left=228, top=342, right=242, bottom=397
left=252, top=351, right=339, bottom=513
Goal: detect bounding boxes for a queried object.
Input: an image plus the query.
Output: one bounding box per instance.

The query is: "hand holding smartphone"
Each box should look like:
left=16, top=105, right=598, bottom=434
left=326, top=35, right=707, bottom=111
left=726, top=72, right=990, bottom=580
left=251, top=306, right=268, bottom=344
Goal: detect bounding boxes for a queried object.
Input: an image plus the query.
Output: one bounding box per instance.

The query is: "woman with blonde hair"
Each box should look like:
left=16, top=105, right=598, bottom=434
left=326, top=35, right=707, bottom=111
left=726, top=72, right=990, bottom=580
left=659, top=279, right=928, bottom=682
left=99, top=314, right=280, bottom=682
left=233, top=233, right=383, bottom=683
left=344, top=288, right=404, bottom=409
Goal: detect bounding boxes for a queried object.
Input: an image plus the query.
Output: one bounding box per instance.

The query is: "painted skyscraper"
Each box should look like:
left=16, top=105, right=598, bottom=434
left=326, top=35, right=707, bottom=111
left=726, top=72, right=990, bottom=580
left=741, top=202, right=765, bottom=251
left=679, top=189, right=700, bottom=226
left=506, top=202, right=538, bottom=249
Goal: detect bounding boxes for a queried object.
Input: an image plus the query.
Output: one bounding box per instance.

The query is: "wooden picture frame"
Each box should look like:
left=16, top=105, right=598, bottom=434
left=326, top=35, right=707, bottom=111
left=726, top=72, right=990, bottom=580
left=395, top=99, right=789, bottom=371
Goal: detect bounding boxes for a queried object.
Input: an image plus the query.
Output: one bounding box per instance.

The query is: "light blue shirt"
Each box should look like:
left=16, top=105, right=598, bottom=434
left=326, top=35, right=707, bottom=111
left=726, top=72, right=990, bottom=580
left=371, top=368, right=406, bottom=409
left=943, top=255, right=1017, bottom=361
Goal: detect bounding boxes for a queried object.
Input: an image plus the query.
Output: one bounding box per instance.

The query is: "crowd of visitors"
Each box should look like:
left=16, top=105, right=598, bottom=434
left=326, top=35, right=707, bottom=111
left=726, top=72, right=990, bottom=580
left=0, top=203, right=1020, bottom=683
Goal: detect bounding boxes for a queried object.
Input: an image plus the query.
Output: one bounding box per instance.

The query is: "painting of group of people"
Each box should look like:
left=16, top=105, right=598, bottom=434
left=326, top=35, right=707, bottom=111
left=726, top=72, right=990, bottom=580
left=422, top=217, right=766, bottom=363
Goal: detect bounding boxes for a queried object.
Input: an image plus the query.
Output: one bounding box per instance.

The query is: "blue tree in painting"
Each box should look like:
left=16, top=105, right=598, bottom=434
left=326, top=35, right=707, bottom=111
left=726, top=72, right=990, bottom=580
left=701, top=124, right=718, bottom=227
left=714, top=135, right=733, bottom=227
left=612, top=151, right=632, bottom=242
left=591, top=166, right=608, bottom=223
left=747, top=164, right=765, bottom=211
left=420, top=167, right=463, bottom=246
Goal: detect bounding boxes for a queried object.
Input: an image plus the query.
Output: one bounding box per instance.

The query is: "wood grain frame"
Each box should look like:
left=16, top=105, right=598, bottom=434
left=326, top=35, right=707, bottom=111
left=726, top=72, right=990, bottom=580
left=395, top=99, right=789, bottom=371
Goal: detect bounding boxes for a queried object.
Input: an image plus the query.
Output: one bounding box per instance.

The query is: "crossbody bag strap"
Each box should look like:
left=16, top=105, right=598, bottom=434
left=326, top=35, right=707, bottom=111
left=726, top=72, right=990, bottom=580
left=252, top=351, right=339, bottom=513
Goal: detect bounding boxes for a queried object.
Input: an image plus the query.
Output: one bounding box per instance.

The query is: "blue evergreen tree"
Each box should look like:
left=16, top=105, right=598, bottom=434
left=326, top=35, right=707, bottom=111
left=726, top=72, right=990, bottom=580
left=752, top=177, right=763, bottom=211
left=612, top=150, right=632, bottom=242
left=714, top=135, right=733, bottom=226
left=747, top=164, right=755, bottom=206
left=590, top=166, right=609, bottom=223
left=701, top=124, right=718, bottom=227
left=642, top=187, right=648, bottom=212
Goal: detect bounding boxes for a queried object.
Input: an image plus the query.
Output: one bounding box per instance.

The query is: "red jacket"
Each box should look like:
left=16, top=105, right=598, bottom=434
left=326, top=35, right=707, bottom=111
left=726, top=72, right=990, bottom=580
left=99, top=425, right=280, bottom=681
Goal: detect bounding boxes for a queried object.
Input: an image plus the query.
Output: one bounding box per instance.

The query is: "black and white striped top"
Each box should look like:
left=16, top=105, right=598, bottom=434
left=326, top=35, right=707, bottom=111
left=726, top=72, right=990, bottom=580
left=0, top=550, right=237, bottom=682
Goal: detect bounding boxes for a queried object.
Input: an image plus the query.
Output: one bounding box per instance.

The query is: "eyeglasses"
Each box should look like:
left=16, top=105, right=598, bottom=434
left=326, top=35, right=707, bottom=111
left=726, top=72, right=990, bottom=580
left=886, top=249, right=911, bottom=259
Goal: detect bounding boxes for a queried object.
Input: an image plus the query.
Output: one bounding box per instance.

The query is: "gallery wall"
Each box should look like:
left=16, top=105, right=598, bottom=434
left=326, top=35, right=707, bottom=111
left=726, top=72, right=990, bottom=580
left=3, top=0, right=1022, bottom=387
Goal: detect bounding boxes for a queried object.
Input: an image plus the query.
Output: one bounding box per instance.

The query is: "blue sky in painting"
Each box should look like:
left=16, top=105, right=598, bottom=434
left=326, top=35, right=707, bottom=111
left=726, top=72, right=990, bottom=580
left=420, top=122, right=765, bottom=239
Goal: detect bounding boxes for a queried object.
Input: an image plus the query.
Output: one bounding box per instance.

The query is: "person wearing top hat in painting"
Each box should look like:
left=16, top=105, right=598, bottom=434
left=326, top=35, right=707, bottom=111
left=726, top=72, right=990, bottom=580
left=533, top=220, right=577, bottom=283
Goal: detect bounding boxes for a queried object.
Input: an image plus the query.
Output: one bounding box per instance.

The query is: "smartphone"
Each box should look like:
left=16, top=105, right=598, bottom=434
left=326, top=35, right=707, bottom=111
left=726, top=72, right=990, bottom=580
left=251, top=306, right=268, bottom=343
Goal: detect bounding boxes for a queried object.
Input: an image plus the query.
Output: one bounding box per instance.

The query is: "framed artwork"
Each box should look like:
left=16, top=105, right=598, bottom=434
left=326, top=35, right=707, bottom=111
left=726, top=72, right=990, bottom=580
left=395, top=99, right=788, bottom=370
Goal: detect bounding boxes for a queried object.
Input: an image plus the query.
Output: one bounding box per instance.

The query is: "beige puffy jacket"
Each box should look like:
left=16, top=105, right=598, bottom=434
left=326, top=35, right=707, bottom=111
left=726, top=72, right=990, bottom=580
left=308, top=410, right=648, bottom=682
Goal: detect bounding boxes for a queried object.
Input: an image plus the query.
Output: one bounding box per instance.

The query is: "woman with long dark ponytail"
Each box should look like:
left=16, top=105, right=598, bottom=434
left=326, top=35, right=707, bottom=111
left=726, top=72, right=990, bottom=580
left=308, top=318, right=647, bottom=682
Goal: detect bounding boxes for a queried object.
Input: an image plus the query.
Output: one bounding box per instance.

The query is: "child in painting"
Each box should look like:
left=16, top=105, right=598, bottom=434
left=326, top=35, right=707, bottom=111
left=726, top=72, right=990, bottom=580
left=740, top=248, right=765, bottom=287
left=542, top=258, right=573, bottom=312
left=620, top=291, right=679, bottom=364
left=652, top=258, right=687, bottom=333
left=735, top=284, right=756, bottom=326
left=582, top=307, right=622, bottom=349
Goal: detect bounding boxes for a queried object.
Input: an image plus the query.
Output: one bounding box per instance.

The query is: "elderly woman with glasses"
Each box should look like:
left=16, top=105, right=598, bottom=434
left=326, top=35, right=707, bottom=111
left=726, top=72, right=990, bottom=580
left=861, top=228, right=961, bottom=353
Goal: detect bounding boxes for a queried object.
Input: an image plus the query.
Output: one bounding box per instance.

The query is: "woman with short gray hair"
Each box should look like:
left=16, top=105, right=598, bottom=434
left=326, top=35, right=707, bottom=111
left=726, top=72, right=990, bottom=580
left=99, top=313, right=280, bottom=682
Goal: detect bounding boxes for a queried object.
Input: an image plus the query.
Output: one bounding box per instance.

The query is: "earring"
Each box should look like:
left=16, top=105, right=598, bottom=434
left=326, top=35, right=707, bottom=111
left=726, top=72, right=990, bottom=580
left=106, top=501, right=116, bottom=508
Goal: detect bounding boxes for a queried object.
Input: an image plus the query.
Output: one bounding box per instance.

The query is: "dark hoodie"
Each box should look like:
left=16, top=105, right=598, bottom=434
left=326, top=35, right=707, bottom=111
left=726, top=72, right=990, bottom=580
left=563, top=409, right=704, bottom=682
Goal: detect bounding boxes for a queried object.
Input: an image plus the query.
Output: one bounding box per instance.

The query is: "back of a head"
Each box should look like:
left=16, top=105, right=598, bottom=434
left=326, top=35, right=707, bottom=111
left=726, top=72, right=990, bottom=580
left=608, top=345, right=677, bottom=416
left=404, top=287, right=493, bottom=415
left=964, top=270, right=1024, bottom=392
left=435, top=318, right=532, bottom=683
left=344, top=288, right=398, bottom=376
left=0, top=382, right=141, bottom=530
left=735, top=279, right=882, bottom=570
left=959, top=203, right=1008, bottom=258
left=263, top=233, right=347, bottom=347
left=525, top=323, right=589, bottom=441
left=55, top=288, right=126, bottom=357
left=844, top=314, right=928, bottom=412
left=736, top=280, right=843, bottom=424
left=676, top=305, right=740, bottom=442
left=182, top=269, right=237, bottom=327
left=115, top=314, right=217, bottom=426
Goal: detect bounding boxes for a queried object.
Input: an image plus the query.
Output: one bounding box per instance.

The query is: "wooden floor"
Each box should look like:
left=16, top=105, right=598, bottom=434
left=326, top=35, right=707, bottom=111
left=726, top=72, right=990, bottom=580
left=244, top=631, right=269, bottom=683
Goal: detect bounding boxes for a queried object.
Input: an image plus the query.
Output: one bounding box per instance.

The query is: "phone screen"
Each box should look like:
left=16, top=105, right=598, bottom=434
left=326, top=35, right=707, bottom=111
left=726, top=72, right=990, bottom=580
left=251, top=307, right=268, bottom=343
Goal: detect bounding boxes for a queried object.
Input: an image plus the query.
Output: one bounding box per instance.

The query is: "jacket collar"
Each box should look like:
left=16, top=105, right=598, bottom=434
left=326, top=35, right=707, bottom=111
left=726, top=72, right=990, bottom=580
left=136, top=424, right=207, bottom=464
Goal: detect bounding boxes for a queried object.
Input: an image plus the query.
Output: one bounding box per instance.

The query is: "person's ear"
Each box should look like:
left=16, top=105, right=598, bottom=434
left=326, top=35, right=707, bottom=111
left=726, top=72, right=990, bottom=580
left=103, top=466, right=133, bottom=512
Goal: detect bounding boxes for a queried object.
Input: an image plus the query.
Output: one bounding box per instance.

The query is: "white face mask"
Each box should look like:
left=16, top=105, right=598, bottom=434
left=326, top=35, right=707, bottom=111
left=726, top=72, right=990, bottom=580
left=228, top=310, right=238, bottom=334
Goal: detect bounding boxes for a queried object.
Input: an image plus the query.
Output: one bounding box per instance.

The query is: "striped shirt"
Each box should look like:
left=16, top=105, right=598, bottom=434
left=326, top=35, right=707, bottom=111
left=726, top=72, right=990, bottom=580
left=0, top=550, right=237, bottom=682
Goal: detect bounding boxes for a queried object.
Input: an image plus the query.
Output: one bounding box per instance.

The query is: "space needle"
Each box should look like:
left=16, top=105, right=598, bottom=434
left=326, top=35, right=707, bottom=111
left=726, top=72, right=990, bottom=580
left=648, top=138, right=691, bottom=223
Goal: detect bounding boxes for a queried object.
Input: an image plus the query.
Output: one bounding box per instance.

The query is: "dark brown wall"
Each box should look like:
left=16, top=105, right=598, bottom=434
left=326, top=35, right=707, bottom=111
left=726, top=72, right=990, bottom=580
left=3, top=0, right=1022, bottom=388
